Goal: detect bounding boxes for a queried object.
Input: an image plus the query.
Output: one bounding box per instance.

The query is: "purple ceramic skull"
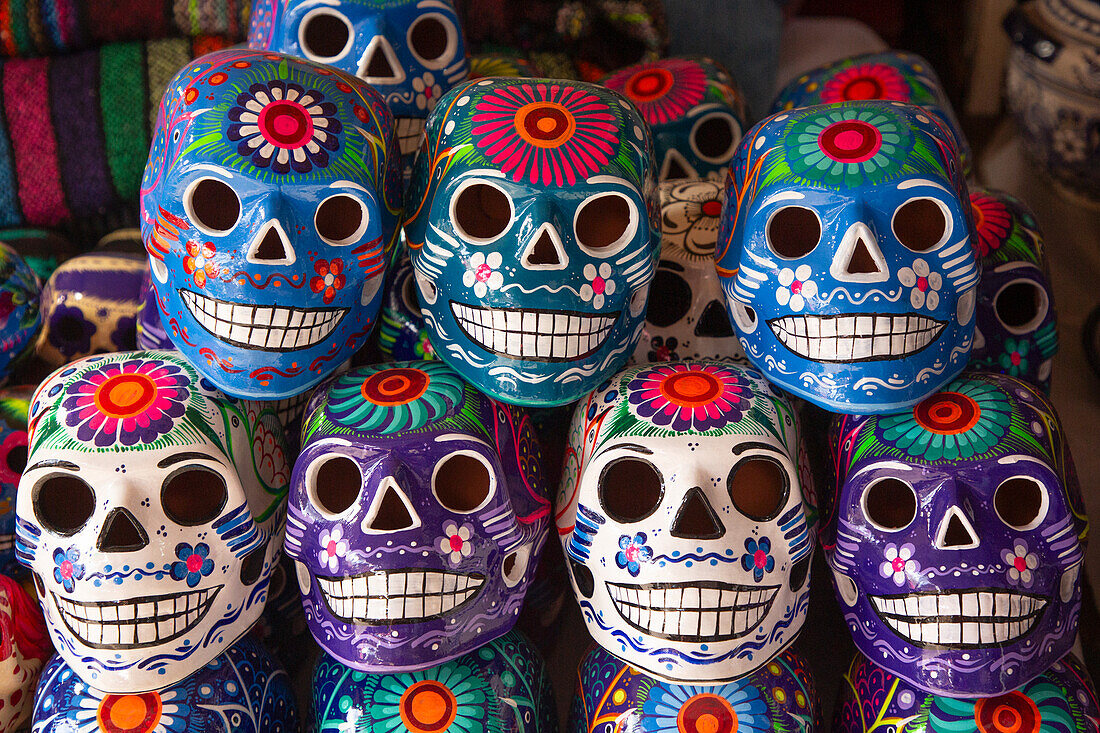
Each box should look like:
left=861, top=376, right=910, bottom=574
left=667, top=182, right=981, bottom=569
left=967, top=189, right=1058, bottom=392
left=833, top=652, right=1099, bottom=733
left=286, top=360, right=551, bottom=671
left=824, top=372, right=1087, bottom=696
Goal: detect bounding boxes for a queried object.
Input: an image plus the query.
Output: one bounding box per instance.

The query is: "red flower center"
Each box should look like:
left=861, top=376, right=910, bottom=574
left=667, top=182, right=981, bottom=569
left=258, top=100, right=314, bottom=149
left=186, top=554, right=203, bottom=573
left=449, top=535, right=464, bottom=552
left=1014, top=556, right=1027, bottom=571
left=891, top=557, right=906, bottom=573
left=818, top=119, right=883, bottom=163
left=475, top=264, right=493, bottom=282
left=327, top=540, right=338, bottom=556
left=701, top=200, right=723, bottom=218
left=842, top=76, right=885, bottom=100
left=754, top=550, right=768, bottom=569
left=790, top=280, right=802, bottom=294
left=625, top=546, right=639, bottom=562
left=917, top=276, right=929, bottom=292
left=592, top=276, right=606, bottom=295
left=1011, top=352, right=1022, bottom=366
left=60, top=560, right=73, bottom=578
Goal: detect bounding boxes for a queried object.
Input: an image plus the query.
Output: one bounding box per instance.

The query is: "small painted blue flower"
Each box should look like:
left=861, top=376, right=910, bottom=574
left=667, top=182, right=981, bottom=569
left=616, top=533, right=653, bottom=576
left=52, top=546, right=84, bottom=592
left=741, top=537, right=775, bottom=582
left=170, top=542, right=215, bottom=587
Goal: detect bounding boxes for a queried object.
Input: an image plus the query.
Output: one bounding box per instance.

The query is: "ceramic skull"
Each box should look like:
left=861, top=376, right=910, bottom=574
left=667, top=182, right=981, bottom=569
left=967, top=189, right=1058, bottom=392
left=772, top=51, right=971, bottom=175
left=556, top=360, right=814, bottom=682
left=248, top=0, right=469, bottom=164
left=15, top=350, right=290, bottom=692
left=716, top=101, right=978, bottom=414
left=0, top=387, right=30, bottom=577
left=603, top=57, right=747, bottom=181
left=376, top=255, right=437, bottom=362
left=569, top=645, right=821, bottom=733
left=833, top=652, right=1099, bottom=733
left=140, top=48, right=403, bottom=401
left=287, top=361, right=551, bottom=671
left=633, top=179, right=745, bottom=364
left=824, top=373, right=1087, bottom=696
left=0, top=574, right=50, bottom=733
left=404, top=77, right=660, bottom=407
left=0, top=241, right=40, bottom=382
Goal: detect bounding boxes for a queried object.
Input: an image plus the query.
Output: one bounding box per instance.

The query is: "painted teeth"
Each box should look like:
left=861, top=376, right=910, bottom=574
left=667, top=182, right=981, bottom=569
left=53, top=587, right=220, bottom=649
left=606, top=581, right=778, bottom=642
left=269, top=391, right=311, bottom=426
left=870, top=590, right=1046, bottom=647
left=451, top=302, right=618, bottom=361
left=395, top=117, right=427, bottom=156
left=316, top=569, right=484, bottom=624
left=180, top=290, right=346, bottom=352
left=768, top=314, right=945, bottom=361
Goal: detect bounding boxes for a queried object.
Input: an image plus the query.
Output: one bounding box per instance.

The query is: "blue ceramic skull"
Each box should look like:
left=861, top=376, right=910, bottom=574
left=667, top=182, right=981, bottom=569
left=405, top=77, right=660, bottom=407
left=375, top=255, right=437, bottom=362
left=248, top=0, right=469, bottom=164
left=604, top=57, right=747, bottom=182
left=715, top=101, right=978, bottom=414
left=0, top=241, right=40, bottom=381
left=140, top=48, right=403, bottom=400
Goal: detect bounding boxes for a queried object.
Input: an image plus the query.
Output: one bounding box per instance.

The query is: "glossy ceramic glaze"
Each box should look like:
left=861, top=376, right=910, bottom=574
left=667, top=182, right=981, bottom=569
left=404, top=77, right=660, bottom=407
left=0, top=241, right=40, bottom=383
left=556, top=360, right=815, bottom=682
left=140, top=49, right=403, bottom=400
left=824, top=373, right=1087, bottom=696
left=375, top=255, right=437, bottom=362
left=16, top=351, right=289, bottom=692
left=715, top=101, right=977, bottom=414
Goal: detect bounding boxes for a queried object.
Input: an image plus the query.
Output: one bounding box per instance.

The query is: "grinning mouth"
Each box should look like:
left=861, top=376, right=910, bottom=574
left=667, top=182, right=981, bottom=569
left=180, top=290, right=346, bottom=352
left=870, top=589, right=1046, bottom=647
left=316, top=569, right=484, bottom=625
left=53, top=587, right=221, bottom=649
left=451, top=302, right=618, bottom=361
left=270, top=391, right=312, bottom=426
left=768, top=314, right=945, bottom=362
left=396, top=118, right=427, bottom=157
left=607, top=581, right=779, bottom=642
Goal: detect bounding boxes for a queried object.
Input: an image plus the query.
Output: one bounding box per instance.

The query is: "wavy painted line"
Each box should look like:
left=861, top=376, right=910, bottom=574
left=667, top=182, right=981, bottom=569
left=219, top=270, right=307, bottom=289
left=200, top=347, right=243, bottom=373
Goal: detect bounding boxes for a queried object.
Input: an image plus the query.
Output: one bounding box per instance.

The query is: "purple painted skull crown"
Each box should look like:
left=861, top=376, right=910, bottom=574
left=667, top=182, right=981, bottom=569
left=287, top=360, right=551, bottom=671
left=824, top=372, right=1088, bottom=696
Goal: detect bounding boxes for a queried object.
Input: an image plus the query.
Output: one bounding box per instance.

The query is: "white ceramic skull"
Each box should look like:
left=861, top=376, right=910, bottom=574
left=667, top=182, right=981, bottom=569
left=556, top=360, right=814, bottom=683
left=15, top=351, right=289, bottom=693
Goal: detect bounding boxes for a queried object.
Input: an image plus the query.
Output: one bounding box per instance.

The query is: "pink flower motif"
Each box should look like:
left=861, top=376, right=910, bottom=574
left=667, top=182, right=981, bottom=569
left=604, top=58, right=707, bottom=125
left=471, top=82, right=620, bottom=187
left=879, top=543, right=919, bottom=587
left=820, top=63, right=910, bottom=104
left=579, top=263, right=616, bottom=309
left=438, top=522, right=473, bottom=565
left=318, top=526, right=348, bottom=574
left=1002, top=541, right=1039, bottom=587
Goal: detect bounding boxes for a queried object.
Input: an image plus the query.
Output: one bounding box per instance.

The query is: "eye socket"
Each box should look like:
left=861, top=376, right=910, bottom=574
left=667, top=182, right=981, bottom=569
left=862, top=477, right=918, bottom=531
left=599, top=457, right=663, bottom=523
left=433, top=452, right=494, bottom=513
left=162, top=466, right=228, bottom=526
left=310, top=456, right=362, bottom=516
left=892, top=198, right=949, bottom=252
left=451, top=181, right=513, bottom=243
left=408, top=14, right=456, bottom=65
left=185, top=177, right=241, bottom=235
left=298, top=8, right=353, bottom=61
left=33, top=474, right=95, bottom=535
left=647, top=264, right=691, bottom=327
left=575, top=193, right=637, bottom=255
left=401, top=270, right=423, bottom=318
left=995, top=279, right=1049, bottom=334
left=316, top=194, right=369, bottom=245
left=4, top=441, right=26, bottom=475
left=994, top=476, right=1048, bottom=530
left=727, top=457, right=789, bottom=521
left=691, top=112, right=741, bottom=164
left=766, top=206, right=820, bottom=259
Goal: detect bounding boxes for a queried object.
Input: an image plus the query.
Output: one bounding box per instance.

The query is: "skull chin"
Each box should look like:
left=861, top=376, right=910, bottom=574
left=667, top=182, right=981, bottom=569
left=606, top=580, right=779, bottom=641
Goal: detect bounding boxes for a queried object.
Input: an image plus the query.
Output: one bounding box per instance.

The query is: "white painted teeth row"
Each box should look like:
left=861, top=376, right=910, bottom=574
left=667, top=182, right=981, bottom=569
left=771, top=315, right=943, bottom=361
left=182, top=291, right=342, bottom=350
left=452, top=305, right=615, bottom=359
left=55, top=589, right=213, bottom=646
left=881, top=617, right=1038, bottom=645
left=315, top=571, right=484, bottom=622
left=871, top=592, right=1045, bottom=619
left=607, top=584, right=774, bottom=611
left=610, top=596, right=770, bottom=639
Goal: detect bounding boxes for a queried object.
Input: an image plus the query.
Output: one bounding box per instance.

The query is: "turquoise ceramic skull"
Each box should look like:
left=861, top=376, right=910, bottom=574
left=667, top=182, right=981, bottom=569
left=404, top=77, right=660, bottom=407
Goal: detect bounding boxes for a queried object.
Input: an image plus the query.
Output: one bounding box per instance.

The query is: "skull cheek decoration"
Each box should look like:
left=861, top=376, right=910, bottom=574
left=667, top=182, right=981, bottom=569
left=604, top=57, right=747, bottom=182
left=716, top=101, right=978, bottom=414
left=140, top=49, right=403, bottom=400
left=772, top=51, right=971, bottom=175
left=824, top=373, right=1087, bottom=696
left=15, top=350, right=290, bottom=692
left=633, top=179, right=745, bottom=364
left=967, top=189, right=1057, bottom=392
left=248, top=0, right=469, bottom=164
left=556, top=360, right=814, bottom=682
left=405, top=78, right=660, bottom=407
left=287, top=361, right=551, bottom=671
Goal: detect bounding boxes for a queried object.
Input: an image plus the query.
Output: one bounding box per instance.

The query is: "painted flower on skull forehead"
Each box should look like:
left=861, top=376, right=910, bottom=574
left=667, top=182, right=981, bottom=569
left=227, top=79, right=342, bottom=174
left=603, top=58, right=706, bottom=126
left=820, top=63, right=910, bottom=104
left=628, top=362, right=752, bottom=432
left=783, top=105, right=915, bottom=189
left=971, top=191, right=1012, bottom=258
left=323, top=362, right=465, bottom=434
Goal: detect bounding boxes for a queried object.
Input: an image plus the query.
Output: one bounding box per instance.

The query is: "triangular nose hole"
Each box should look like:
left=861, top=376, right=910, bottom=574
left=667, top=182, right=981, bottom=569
left=255, top=228, right=290, bottom=262
left=671, top=487, right=724, bottom=539
left=366, top=478, right=419, bottom=532
left=366, top=46, right=396, bottom=79
left=665, top=157, right=691, bottom=180
left=97, top=508, right=149, bottom=552
left=661, top=150, right=696, bottom=181
left=695, top=300, right=735, bottom=337
left=936, top=507, right=979, bottom=549
left=847, top=238, right=881, bottom=274
left=526, top=231, right=561, bottom=266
